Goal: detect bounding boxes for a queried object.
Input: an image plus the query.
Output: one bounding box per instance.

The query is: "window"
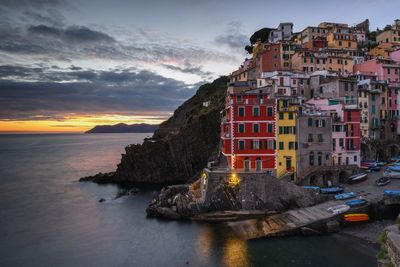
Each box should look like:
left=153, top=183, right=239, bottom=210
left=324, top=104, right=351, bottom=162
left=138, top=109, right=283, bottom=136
left=238, top=140, right=245, bottom=150
left=308, top=118, right=313, bottom=127
left=345, top=82, right=349, bottom=91
left=308, top=134, right=313, bottom=142
left=319, top=86, right=323, bottom=93
left=236, top=95, right=242, bottom=102
left=354, top=155, right=357, bottom=162
left=309, top=152, right=315, bottom=166
left=339, top=138, right=344, bottom=147
left=253, top=123, right=259, bottom=133
left=267, top=123, right=273, bottom=133
left=238, top=107, right=244, bottom=117
left=279, top=112, right=284, bottom=120
left=333, top=138, right=336, bottom=150
left=347, top=111, right=352, bottom=121
left=387, top=68, right=391, bottom=75
left=288, top=112, right=293, bottom=120
left=279, top=142, right=284, bottom=150
left=238, top=123, right=244, bottom=133
left=267, top=107, right=273, bottom=116
left=253, top=107, right=259, bottom=117
left=289, top=142, right=297, bottom=150
left=252, top=140, right=261, bottom=149
left=318, top=134, right=323, bottom=142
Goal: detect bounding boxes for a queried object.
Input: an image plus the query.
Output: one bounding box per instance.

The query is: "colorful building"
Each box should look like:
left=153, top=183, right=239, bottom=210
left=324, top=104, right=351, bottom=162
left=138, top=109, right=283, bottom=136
left=275, top=98, right=298, bottom=178
left=221, top=85, right=276, bottom=175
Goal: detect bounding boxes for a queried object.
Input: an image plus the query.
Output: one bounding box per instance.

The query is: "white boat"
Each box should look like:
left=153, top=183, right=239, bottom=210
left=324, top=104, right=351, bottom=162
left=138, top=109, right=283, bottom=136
left=384, top=171, right=400, bottom=179
left=327, top=204, right=350, bottom=215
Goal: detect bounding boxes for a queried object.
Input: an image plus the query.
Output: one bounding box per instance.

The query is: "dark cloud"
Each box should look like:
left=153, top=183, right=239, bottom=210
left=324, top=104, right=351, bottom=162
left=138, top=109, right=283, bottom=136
left=24, top=9, right=66, bottom=27
left=162, top=62, right=213, bottom=78
left=0, top=67, right=201, bottom=120
left=214, top=21, right=248, bottom=51
left=28, top=24, right=116, bottom=43
left=0, top=0, right=67, bottom=9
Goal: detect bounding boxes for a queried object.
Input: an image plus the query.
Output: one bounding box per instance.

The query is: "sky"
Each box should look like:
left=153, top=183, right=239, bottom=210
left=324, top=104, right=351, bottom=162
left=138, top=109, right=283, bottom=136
left=0, top=0, right=399, bottom=133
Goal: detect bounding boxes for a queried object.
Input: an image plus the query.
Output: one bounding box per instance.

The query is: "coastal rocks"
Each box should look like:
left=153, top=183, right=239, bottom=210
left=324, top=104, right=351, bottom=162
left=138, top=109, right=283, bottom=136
left=79, top=172, right=116, bottom=184
left=114, top=187, right=140, bottom=199
left=205, top=185, right=241, bottom=212
left=146, top=185, right=199, bottom=219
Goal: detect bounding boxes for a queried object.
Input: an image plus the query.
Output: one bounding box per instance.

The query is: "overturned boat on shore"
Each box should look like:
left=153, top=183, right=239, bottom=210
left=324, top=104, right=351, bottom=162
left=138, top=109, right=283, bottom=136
left=346, top=172, right=368, bottom=183
left=335, top=192, right=357, bottom=200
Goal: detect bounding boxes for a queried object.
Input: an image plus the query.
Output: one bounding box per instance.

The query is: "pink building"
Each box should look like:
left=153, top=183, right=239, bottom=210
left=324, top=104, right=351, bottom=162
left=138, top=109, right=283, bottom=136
left=354, top=59, right=400, bottom=134
left=307, top=99, right=361, bottom=166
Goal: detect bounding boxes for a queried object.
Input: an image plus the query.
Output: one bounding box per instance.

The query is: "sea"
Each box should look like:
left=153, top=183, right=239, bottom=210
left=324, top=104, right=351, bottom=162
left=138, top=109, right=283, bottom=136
left=0, top=133, right=378, bottom=267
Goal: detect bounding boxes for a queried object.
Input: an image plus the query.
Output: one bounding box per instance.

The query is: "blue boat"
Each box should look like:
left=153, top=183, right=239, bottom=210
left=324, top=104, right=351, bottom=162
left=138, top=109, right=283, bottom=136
left=384, top=190, right=400, bottom=197
left=335, top=192, right=358, bottom=200
left=302, top=186, right=320, bottom=190
left=387, top=165, right=400, bottom=172
left=320, top=187, right=344, bottom=194
left=345, top=199, right=368, bottom=207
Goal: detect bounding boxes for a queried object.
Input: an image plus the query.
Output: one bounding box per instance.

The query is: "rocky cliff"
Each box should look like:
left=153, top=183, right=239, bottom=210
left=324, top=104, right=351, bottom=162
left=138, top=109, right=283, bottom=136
left=80, top=76, right=229, bottom=184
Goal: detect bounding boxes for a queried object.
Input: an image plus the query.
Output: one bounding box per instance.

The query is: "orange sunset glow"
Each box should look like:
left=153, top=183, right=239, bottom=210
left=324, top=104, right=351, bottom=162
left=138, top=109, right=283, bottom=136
left=0, top=115, right=167, bottom=133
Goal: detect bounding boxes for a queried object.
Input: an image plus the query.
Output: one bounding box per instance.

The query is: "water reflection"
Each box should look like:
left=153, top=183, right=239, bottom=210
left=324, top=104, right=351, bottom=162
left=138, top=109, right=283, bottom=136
left=196, top=224, right=250, bottom=267
left=222, top=236, right=250, bottom=267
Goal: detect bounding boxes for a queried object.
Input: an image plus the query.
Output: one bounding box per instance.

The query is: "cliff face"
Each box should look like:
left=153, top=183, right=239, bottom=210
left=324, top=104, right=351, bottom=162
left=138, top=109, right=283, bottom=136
left=84, top=76, right=229, bottom=184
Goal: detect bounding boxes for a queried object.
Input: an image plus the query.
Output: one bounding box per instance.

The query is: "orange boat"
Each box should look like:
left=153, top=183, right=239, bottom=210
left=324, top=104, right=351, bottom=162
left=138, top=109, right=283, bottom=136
left=344, top=213, right=369, bottom=222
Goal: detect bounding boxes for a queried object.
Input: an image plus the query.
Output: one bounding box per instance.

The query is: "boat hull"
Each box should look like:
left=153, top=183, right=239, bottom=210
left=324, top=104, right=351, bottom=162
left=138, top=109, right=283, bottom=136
left=344, top=213, right=369, bottom=222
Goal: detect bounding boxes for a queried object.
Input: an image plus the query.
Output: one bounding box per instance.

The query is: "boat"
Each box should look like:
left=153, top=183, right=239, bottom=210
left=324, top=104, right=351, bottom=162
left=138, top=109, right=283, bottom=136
left=384, top=190, right=400, bottom=197
left=387, top=165, right=400, bottom=172
left=384, top=170, right=400, bottom=179
left=346, top=172, right=368, bottom=183
left=377, top=161, right=388, bottom=167
left=327, top=204, right=350, bottom=215
left=376, top=177, right=391, bottom=186
left=345, top=198, right=368, bottom=207
left=344, top=213, right=369, bottom=222
left=320, top=187, right=344, bottom=194
left=335, top=192, right=358, bottom=200
left=302, top=186, right=320, bottom=190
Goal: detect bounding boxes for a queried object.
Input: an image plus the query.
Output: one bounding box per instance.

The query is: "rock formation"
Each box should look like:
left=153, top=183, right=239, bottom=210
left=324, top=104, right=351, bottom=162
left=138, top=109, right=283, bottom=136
left=80, top=76, right=229, bottom=184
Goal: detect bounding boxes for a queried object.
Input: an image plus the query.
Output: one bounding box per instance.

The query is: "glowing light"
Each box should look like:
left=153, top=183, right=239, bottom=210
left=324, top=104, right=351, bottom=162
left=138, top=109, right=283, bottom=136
left=228, top=172, right=240, bottom=186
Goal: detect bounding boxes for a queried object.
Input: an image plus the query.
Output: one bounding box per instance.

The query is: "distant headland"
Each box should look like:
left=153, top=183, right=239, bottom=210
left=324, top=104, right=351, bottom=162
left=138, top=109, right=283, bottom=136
left=85, top=123, right=159, bottom=134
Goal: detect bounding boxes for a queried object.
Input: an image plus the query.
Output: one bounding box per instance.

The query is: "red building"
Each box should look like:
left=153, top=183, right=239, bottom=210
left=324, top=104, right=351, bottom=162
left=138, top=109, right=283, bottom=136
left=221, top=85, right=276, bottom=174
left=256, top=43, right=281, bottom=74
left=343, top=107, right=361, bottom=165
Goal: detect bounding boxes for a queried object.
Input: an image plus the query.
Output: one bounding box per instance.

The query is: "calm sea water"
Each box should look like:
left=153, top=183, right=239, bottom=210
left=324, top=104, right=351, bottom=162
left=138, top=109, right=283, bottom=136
left=0, top=133, right=378, bottom=267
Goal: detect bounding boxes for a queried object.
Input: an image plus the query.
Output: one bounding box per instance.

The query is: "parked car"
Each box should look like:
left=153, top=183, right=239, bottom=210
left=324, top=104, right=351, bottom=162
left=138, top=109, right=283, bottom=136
left=327, top=204, right=350, bottom=215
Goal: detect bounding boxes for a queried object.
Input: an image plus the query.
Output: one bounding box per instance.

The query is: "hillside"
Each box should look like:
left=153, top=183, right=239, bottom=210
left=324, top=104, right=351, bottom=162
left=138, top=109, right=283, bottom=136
left=80, top=76, right=229, bottom=184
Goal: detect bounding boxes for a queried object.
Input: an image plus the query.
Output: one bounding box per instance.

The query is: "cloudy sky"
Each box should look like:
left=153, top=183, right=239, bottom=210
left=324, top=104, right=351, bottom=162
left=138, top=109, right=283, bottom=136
left=0, top=0, right=399, bottom=132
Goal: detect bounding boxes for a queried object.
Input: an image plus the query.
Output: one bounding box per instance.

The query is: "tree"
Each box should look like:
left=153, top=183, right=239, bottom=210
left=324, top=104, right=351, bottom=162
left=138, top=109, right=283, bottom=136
left=249, top=27, right=273, bottom=44
left=244, top=45, right=254, bottom=54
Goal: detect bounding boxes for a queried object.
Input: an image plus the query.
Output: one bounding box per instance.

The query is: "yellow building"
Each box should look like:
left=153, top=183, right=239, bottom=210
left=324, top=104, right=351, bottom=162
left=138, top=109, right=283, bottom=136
left=276, top=98, right=298, bottom=179
left=326, top=26, right=357, bottom=49
left=369, top=43, right=393, bottom=59
left=377, top=30, right=400, bottom=45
